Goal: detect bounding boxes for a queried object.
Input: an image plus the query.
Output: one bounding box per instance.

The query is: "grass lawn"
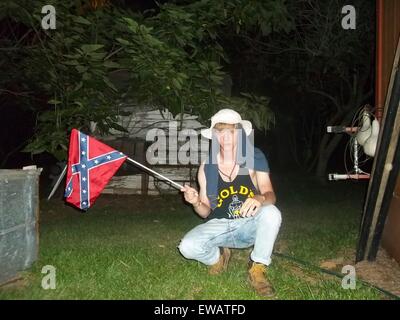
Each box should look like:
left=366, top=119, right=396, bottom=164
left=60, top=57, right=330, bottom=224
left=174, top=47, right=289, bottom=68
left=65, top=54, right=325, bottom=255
left=0, top=175, right=386, bottom=299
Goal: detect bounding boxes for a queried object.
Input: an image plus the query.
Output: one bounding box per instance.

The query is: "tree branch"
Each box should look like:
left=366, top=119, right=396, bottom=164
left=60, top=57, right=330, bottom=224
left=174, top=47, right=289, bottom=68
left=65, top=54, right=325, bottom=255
left=0, top=89, right=34, bottom=97
left=307, top=89, right=341, bottom=111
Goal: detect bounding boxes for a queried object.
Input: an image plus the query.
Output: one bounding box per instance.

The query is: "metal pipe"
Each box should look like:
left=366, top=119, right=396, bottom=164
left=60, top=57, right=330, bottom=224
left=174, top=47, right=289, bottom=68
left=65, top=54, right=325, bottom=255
left=375, top=0, right=384, bottom=122
left=353, top=138, right=361, bottom=174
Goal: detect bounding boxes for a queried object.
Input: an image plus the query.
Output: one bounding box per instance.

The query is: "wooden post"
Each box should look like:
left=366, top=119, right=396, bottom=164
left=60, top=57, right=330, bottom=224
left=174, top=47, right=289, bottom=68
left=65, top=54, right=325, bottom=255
left=356, top=35, right=400, bottom=262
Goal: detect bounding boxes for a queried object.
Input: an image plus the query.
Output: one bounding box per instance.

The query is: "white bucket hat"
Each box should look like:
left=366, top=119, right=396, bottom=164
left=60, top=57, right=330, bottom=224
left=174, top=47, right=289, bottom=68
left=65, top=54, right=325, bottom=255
left=201, top=108, right=253, bottom=139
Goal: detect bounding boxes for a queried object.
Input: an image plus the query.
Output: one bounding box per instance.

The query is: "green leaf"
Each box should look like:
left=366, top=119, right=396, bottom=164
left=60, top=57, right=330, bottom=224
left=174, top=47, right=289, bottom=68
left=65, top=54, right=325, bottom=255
left=74, top=82, right=83, bottom=91
left=73, top=101, right=84, bottom=108
left=81, top=44, right=104, bottom=53
left=260, top=22, right=271, bottom=36
left=73, top=16, right=92, bottom=25
left=48, top=99, right=61, bottom=105
left=103, top=60, right=120, bottom=68
left=88, top=52, right=107, bottom=60
left=210, top=75, right=223, bottom=83
left=23, top=139, right=47, bottom=154
left=63, top=60, right=79, bottom=66
left=71, top=27, right=85, bottom=34
left=116, top=38, right=131, bottom=45
left=63, top=54, right=80, bottom=59
left=103, top=77, right=117, bottom=92
left=82, top=72, right=91, bottom=81
left=122, top=17, right=139, bottom=29
left=76, top=65, right=89, bottom=73
left=172, top=78, right=182, bottom=90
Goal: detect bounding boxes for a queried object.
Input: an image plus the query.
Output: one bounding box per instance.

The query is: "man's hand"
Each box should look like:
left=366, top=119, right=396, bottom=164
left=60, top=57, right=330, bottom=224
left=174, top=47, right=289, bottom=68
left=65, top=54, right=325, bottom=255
left=181, top=184, right=200, bottom=205
left=240, top=195, right=263, bottom=217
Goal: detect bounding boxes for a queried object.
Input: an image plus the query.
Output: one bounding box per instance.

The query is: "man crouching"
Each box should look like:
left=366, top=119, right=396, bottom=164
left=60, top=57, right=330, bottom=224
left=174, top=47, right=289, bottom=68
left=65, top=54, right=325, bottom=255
left=179, top=108, right=282, bottom=297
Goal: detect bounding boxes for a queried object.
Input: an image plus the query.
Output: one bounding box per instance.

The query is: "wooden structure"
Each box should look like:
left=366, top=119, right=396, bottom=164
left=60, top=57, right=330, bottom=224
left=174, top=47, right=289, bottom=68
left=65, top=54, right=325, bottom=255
left=378, top=0, right=400, bottom=264
left=356, top=0, right=400, bottom=263
left=97, top=105, right=208, bottom=195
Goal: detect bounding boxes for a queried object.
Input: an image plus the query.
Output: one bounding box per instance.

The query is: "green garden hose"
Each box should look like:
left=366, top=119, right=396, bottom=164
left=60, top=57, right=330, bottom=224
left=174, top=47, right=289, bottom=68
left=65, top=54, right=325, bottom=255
left=273, top=252, right=400, bottom=300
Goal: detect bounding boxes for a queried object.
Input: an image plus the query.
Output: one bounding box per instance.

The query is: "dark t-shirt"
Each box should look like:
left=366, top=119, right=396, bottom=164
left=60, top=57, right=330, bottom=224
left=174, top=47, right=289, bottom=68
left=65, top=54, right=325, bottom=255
left=208, top=167, right=257, bottom=219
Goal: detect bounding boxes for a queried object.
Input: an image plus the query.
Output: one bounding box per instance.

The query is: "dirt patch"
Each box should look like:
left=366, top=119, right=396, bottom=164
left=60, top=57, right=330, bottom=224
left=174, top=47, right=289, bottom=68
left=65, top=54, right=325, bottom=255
left=0, top=275, right=29, bottom=290
left=320, top=247, right=400, bottom=298
left=355, top=248, right=400, bottom=297
left=274, top=240, right=289, bottom=254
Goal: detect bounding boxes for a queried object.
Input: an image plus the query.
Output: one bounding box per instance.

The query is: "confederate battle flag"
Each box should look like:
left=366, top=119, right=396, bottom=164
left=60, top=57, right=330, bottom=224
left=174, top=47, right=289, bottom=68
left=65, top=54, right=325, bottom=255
left=64, top=129, right=127, bottom=210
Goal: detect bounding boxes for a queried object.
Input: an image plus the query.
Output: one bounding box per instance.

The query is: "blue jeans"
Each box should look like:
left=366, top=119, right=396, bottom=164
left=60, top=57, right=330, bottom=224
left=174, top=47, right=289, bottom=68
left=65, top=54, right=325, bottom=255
left=178, top=205, right=282, bottom=266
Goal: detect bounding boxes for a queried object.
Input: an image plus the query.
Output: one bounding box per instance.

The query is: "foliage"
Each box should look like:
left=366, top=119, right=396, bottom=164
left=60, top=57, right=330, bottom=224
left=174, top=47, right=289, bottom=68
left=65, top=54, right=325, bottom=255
left=0, top=0, right=291, bottom=160
left=226, top=0, right=375, bottom=174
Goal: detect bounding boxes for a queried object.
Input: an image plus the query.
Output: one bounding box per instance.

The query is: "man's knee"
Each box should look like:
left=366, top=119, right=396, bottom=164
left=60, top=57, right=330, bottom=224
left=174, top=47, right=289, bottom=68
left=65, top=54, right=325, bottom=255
left=178, top=236, right=201, bottom=259
left=257, top=205, right=282, bottom=226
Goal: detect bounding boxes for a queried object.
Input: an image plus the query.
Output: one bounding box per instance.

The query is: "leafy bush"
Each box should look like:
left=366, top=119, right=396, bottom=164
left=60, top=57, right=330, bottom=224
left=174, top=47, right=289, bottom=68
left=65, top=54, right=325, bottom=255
left=1, top=0, right=290, bottom=159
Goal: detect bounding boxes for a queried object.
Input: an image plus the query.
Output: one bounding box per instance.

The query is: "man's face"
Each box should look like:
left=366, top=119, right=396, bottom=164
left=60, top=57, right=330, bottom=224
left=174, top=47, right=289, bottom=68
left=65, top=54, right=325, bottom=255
left=213, top=124, right=237, bottom=150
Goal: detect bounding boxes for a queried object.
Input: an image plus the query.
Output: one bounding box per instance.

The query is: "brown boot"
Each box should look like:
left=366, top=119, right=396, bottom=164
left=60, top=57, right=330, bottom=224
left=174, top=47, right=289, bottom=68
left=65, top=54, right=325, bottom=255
left=208, top=247, right=231, bottom=275
left=248, top=261, right=275, bottom=297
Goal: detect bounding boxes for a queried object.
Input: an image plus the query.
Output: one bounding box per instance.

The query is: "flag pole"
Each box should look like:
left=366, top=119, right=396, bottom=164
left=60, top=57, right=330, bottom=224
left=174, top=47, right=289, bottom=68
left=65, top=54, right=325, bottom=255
left=47, top=164, right=67, bottom=200
left=126, top=157, right=184, bottom=190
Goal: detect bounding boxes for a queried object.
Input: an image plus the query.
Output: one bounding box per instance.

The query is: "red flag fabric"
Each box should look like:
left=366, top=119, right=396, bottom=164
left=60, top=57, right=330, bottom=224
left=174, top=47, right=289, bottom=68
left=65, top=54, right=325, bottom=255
left=64, top=129, right=127, bottom=210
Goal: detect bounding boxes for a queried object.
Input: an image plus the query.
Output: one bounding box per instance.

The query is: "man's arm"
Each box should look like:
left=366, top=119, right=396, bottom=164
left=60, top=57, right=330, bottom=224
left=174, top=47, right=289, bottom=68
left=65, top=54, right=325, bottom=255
left=180, top=162, right=211, bottom=219
left=195, top=163, right=212, bottom=218
left=253, top=171, right=276, bottom=205
left=240, top=170, right=276, bottom=217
